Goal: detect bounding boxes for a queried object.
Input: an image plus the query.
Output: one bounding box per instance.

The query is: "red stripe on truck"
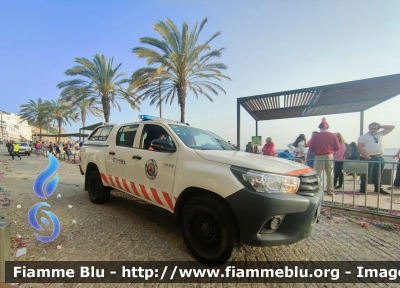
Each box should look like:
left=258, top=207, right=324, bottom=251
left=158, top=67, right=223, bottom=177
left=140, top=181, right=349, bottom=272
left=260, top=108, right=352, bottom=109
left=115, top=177, right=123, bottom=190
left=162, top=192, right=174, bottom=210
left=108, top=175, right=116, bottom=187
left=100, top=173, right=108, bottom=184
left=122, top=179, right=130, bottom=193
left=150, top=188, right=163, bottom=206
left=139, top=184, right=152, bottom=201
left=286, top=167, right=314, bottom=176
left=130, top=182, right=141, bottom=197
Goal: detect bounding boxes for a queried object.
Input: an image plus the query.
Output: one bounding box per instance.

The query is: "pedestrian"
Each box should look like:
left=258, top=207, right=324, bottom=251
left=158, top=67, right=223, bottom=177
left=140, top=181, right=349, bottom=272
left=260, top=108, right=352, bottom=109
left=35, top=141, right=41, bottom=155
left=333, top=133, right=347, bottom=189
left=6, top=140, right=12, bottom=154
left=358, top=122, right=395, bottom=194
left=309, top=117, right=340, bottom=195
left=9, top=140, right=21, bottom=160
left=262, top=137, right=276, bottom=156
left=55, top=144, right=61, bottom=157
left=42, top=142, right=47, bottom=157
left=349, top=142, right=360, bottom=160
left=278, top=150, right=294, bottom=159
left=306, top=131, right=318, bottom=167
left=67, top=141, right=73, bottom=156
left=287, top=134, right=307, bottom=160
left=253, top=145, right=259, bottom=154
left=245, top=142, right=253, bottom=153
left=63, top=143, right=68, bottom=153
left=75, top=141, right=79, bottom=151
left=346, top=141, right=361, bottom=180
left=48, top=141, right=54, bottom=156
left=387, top=149, right=400, bottom=190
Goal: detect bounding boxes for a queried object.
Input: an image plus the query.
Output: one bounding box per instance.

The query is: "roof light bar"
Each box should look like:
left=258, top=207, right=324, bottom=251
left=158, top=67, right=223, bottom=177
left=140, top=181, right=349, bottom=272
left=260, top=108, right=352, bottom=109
left=138, top=115, right=190, bottom=126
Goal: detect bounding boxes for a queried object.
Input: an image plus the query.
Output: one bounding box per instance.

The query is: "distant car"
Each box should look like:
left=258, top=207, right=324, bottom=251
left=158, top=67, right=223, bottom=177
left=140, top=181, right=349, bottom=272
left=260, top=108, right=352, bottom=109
left=9, top=142, right=32, bottom=156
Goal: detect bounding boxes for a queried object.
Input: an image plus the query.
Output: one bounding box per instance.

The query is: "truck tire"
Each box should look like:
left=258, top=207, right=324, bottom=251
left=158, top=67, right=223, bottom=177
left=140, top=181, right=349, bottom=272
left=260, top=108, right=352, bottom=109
left=88, top=170, right=110, bottom=204
left=181, top=195, right=237, bottom=265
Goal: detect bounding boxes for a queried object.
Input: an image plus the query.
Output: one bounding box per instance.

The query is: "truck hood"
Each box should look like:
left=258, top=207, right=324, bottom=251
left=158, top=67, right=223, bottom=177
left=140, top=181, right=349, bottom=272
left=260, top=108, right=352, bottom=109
left=195, top=150, right=313, bottom=176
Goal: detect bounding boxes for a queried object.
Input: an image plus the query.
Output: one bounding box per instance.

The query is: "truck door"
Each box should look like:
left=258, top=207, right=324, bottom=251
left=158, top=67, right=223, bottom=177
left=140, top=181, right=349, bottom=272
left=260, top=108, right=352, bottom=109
left=105, top=124, right=139, bottom=191
left=129, top=123, right=178, bottom=211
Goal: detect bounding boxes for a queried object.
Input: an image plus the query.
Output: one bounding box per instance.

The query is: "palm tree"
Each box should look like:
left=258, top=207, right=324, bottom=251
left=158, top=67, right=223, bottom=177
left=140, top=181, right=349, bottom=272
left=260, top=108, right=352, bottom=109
left=19, top=98, right=51, bottom=140
left=57, top=54, right=141, bottom=122
left=130, top=17, right=231, bottom=123
left=73, top=96, right=103, bottom=134
left=46, top=98, right=79, bottom=144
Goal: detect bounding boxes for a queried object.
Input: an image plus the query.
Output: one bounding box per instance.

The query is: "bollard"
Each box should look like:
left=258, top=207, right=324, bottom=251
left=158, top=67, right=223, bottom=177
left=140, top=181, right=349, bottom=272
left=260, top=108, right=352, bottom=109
left=0, top=222, right=10, bottom=283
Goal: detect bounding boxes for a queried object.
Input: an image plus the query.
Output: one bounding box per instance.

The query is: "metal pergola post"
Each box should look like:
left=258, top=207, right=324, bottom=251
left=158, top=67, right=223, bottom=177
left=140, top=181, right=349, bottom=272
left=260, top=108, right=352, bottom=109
left=256, top=120, right=258, bottom=136
left=360, top=110, right=364, bottom=136
left=237, top=99, right=240, bottom=150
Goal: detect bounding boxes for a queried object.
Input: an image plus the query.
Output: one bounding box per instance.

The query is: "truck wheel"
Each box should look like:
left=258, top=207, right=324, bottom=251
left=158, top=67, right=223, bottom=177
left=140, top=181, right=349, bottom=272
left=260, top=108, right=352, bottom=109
left=28, top=153, right=31, bottom=156
left=181, top=195, right=237, bottom=265
left=88, top=170, right=110, bottom=204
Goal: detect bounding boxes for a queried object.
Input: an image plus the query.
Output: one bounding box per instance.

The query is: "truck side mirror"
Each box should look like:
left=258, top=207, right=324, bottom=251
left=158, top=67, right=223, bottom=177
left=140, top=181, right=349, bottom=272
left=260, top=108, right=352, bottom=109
left=150, top=139, right=176, bottom=152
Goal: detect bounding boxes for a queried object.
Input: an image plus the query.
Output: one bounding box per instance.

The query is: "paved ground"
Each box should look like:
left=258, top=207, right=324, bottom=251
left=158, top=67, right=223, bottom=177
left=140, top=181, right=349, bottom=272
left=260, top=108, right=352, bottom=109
left=1, top=146, right=400, bottom=287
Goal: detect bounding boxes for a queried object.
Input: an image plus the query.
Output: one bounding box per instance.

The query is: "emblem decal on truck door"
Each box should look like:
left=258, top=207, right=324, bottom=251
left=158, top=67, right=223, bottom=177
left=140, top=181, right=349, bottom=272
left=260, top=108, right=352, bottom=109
left=145, top=159, right=158, bottom=180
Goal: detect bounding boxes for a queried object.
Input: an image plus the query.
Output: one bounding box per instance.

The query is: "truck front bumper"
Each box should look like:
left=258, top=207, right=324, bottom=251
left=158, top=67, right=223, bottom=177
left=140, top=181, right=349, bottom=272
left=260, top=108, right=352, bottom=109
left=225, top=186, right=323, bottom=247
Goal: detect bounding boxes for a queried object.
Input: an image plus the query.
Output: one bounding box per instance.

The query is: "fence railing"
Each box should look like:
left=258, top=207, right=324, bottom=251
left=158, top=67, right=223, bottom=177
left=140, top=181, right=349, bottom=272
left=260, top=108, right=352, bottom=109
left=34, top=147, right=80, bottom=164
left=313, top=158, right=399, bottom=218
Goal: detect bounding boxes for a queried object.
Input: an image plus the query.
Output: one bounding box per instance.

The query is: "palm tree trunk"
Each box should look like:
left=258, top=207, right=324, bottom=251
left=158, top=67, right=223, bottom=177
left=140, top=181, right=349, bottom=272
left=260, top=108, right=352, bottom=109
left=58, top=119, right=62, bottom=144
left=81, top=110, right=86, bottom=136
left=102, top=96, right=111, bottom=122
left=39, top=126, right=42, bottom=141
left=178, top=84, right=187, bottom=123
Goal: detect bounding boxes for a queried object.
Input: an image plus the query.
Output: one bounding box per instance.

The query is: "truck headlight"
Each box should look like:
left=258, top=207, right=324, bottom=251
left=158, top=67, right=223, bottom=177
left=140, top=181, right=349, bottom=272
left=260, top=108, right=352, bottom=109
left=231, top=166, right=300, bottom=194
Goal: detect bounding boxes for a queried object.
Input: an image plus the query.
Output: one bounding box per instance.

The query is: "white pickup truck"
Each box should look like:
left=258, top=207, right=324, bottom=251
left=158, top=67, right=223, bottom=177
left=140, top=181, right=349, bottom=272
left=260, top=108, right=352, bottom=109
left=79, top=115, right=323, bottom=264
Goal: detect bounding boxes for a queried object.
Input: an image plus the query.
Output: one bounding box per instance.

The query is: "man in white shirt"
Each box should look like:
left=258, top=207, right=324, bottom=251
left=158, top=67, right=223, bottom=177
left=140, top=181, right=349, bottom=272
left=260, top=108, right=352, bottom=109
left=358, top=122, right=395, bottom=194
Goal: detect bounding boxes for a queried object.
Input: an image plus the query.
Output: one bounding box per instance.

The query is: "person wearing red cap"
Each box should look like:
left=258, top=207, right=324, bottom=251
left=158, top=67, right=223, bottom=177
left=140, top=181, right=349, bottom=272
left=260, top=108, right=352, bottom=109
left=309, top=117, right=340, bottom=195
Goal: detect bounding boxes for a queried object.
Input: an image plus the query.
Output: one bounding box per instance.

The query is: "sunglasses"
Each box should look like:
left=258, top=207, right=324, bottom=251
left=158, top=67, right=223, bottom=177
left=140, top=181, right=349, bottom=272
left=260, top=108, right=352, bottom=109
left=374, top=137, right=378, bottom=144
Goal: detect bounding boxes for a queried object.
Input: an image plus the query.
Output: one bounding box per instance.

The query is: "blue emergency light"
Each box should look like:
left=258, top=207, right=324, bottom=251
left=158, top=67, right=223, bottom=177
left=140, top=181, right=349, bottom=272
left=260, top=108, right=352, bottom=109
left=138, top=115, right=157, bottom=120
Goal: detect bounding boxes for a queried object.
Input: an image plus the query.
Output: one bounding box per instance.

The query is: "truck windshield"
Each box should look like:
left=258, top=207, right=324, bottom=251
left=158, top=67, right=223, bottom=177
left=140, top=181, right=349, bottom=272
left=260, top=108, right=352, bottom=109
left=169, top=124, right=235, bottom=150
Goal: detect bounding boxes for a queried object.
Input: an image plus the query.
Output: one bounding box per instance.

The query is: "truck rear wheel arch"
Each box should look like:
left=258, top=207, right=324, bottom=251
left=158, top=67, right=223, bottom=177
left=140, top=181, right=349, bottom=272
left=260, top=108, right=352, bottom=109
left=88, top=170, right=110, bottom=204
left=84, top=162, right=100, bottom=191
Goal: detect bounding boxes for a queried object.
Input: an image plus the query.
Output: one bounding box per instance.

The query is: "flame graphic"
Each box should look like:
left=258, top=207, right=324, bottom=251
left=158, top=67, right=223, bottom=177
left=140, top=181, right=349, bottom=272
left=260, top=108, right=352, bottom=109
left=33, top=154, right=59, bottom=199
left=28, top=202, right=60, bottom=242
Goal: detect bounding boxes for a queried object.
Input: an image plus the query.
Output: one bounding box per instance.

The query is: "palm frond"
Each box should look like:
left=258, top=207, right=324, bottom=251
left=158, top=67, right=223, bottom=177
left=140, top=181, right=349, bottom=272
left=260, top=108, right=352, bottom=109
left=130, top=17, right=229, bottom=121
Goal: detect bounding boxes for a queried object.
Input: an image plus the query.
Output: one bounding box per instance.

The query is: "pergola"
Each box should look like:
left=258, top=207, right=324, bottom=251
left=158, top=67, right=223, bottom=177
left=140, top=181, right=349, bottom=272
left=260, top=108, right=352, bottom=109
left=32, top=133, right=89, bottom=138
left=237, top=73, right=400, bottom=150
left=33, top=122, right=106, bottom=142
left=79, top=122, right=107, bottom=141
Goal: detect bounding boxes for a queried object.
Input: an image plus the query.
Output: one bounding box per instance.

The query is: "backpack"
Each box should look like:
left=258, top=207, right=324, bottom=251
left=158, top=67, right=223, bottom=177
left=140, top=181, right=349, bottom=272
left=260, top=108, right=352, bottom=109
left=344, top=143, right=353, bottom=159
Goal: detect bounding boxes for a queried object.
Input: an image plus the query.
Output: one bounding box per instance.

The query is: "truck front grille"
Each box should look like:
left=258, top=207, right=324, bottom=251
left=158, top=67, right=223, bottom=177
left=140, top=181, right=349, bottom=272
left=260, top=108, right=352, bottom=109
left=297, top=170, right=319, bottom=196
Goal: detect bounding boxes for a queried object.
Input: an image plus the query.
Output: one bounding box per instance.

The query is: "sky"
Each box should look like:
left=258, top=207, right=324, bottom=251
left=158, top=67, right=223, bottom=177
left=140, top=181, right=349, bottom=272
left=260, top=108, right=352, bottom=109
left=1, top=0, right=400, bottom=150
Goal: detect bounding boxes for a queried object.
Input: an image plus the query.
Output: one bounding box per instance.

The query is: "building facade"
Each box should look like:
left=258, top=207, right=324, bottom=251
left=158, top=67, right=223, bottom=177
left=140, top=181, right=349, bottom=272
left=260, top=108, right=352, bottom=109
left=0, top=110, right=32, bottom=142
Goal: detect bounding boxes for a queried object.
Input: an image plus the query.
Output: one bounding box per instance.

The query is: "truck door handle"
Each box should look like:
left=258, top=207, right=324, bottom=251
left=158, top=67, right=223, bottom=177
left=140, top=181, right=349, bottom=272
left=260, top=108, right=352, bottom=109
left=109, top=151, right=115, bottom=155
left=132, top=155, right=142, bottom=160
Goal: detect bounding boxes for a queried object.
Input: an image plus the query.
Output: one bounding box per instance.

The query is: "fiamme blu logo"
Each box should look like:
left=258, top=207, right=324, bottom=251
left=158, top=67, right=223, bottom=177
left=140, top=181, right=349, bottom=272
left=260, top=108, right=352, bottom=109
left=28, top=154, right=60, bottom=242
